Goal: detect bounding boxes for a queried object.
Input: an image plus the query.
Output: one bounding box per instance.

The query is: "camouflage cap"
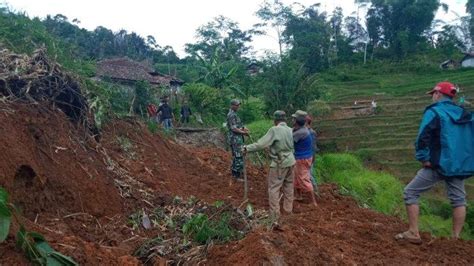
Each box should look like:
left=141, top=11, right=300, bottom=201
left=273, top=110, right=286, bottom=120
left=291, top=110, right=308, bottom=118
left=230, top=99, right=241, bottom=106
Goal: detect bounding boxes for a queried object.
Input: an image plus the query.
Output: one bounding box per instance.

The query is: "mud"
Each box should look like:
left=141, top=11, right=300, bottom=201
left=0, top=101, right=473, bottom=265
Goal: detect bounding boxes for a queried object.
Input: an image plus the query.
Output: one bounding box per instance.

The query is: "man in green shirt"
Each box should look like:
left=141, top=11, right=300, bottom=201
left=244, top=111, right=296, bottom=218
left=227, top=99, right=249, bottom=181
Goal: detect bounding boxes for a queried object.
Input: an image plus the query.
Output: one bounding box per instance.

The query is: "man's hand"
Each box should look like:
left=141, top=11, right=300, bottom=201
left=241, top=127, right=250, bottom=136
left=242, top=145, right=247, bottom=155
left=422, top=161, right=432, bottom=168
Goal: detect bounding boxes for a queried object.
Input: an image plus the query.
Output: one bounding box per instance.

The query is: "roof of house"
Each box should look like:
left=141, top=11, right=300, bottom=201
left=461, top=52, right=474, bottom=62
left=96, top=58, right=184, bottom=86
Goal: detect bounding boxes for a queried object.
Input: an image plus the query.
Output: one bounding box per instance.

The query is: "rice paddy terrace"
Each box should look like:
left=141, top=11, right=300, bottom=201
left=316, top=68, right=474, bottom=194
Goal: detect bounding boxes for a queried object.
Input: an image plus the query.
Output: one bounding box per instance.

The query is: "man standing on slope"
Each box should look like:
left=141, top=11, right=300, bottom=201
left=227, top=99, right=249, bottom=182
left=243, top=111, right=296, bottom=220
left=396, top=81, right=474, bottom=244
left=157, top=96, right=174, bottom=130
left=292, top=110, right=317, bottom=207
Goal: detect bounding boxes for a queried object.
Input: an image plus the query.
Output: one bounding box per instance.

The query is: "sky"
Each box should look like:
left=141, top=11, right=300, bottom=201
left=1, top=0, right=468, bottom=57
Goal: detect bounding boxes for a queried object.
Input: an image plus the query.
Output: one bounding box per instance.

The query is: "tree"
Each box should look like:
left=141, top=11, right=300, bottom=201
left=466, top=0, right=474, bottom=48
left=284, top=4, right=332, bottom=72
left=255, top=0, right=292, bottom=59
left=185, top=16, right=253, bottom=61
left=366, top=0, right=442, bottom=59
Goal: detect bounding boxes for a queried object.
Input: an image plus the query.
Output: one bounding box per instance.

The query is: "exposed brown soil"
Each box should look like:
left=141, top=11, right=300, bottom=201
left=0, top=101, right=473, bottom=265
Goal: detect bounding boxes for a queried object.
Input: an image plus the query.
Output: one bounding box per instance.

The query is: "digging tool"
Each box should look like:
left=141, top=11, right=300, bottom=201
left=243, top=153, right=248, bottom=201
left=248, top=134, right=265, bottom=167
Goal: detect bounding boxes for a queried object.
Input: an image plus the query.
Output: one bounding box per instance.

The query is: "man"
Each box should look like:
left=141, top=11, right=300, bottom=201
left=157, top=96, right=174, bottom=130
left=147, top=103, right=158, bottom=123
left=244, top=111, right=296, bottom=219
left=292, top=110, right=317, bottom=207
left=227, top=99, right=249, bottom=181
left=305, top=115, right=319, bottom=191
left=396, top=81, right=474, bottom=244
left=180, top=101, right=192, bottom=124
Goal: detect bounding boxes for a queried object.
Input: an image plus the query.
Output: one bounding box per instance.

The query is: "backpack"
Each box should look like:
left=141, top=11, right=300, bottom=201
left=430, top=102, right=474, bottom=178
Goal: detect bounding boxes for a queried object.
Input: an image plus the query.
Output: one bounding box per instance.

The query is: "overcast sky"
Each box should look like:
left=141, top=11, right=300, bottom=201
left=1, top=0, right=468, bottom=57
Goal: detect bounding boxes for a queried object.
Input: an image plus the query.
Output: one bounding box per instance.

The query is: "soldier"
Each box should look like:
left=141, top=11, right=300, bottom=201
left=227, top=99, right=249, bottom=182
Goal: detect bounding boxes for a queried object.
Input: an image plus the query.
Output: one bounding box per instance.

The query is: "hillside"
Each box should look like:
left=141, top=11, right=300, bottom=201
left=316, top=67, right=474, bottom=192
left=1, top=101, right=473, bottom=265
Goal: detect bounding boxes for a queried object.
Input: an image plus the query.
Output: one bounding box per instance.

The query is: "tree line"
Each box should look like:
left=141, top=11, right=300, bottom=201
left=1, top=0, right=473, bottom=120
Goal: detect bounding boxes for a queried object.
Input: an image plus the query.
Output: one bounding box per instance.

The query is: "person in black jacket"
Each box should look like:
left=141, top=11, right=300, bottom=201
left=180, top=101, right=192, bottom=124
left=157, top=96, right=174, bottom=130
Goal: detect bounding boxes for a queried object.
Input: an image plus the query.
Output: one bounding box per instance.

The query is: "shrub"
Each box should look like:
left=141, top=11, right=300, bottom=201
left=245, top=119, right=273, bottom=144
left=182, top=213, right=237, bottom=244
left=307, top=100, right=331, bottom=117
left=316, top=153, right=363, bottom=183
left=239, top=97, right=265, bottom=124
left=183, top=83, right=227, bottom=126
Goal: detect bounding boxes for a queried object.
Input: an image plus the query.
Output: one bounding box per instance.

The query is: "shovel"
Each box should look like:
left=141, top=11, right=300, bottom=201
left=243, top=154, right=248, bottom=201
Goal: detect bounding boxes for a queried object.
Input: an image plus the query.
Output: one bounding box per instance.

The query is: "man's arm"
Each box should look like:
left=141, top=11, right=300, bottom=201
left=293, top=128, right=308, bottom=143
left=415, top=109, right=438, bottom=164
left=228, top=114, right=248, bottom=135
left=245, top=127, right=275, bottom=152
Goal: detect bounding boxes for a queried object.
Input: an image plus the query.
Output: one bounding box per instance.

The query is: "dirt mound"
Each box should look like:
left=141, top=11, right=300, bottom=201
left=101, top=119, right=268, bottom=208
left=0, top=100, right=473, bottom=265
left=207, top=184, right=474, bottom=265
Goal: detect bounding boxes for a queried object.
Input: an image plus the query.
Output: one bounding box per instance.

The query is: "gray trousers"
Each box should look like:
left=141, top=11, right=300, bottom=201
left=268, top=165, right=295, bottom=217
left=404, top=168, right=466, bottom=208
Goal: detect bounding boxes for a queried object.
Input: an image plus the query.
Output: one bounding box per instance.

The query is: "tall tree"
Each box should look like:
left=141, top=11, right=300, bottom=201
left=284, top=4, right=332, bottom=72
left=366, top=0, right=442, bottom=58
left=466, top=0, right=474, bottom=48
left=185, top=16, right=253, bottom=61
left=255, top=0, right=292, bottom=59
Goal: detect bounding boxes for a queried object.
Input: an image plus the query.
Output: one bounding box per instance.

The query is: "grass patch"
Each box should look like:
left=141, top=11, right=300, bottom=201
left=245, top=119, right=273, bottom=143
left=316, top=153, right=474, bottom=239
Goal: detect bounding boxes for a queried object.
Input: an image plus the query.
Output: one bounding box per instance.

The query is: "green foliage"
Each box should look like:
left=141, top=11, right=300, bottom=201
left=16, top=227, right=77, bottom=265
left=132, top=80, right=152, bottom=117
left=418, top=215, right=452, bottom=238
left=147, top=121, right=159, bottom=134
left=85, top=80, right=133, bottom=127
left=317, top=154, right=403, bottom=214
left=0, top=187, right=77, bottom=265
left=316, top=154, right=364, bottom=183
left=316, top=154, right=474, bottom=238
left=183, top=83, right=227, bottom=125
left=239, top=97, right=265, bottom=124
left=245, top=119, right=273, bottom=143
left=307, top=100, right=331, bottom=117
left=182, top=213, right=237, bottom=245
left=0, top=187, right=11, bottom=242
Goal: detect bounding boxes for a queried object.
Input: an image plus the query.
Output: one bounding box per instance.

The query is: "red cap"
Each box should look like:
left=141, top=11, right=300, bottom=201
left=427, top=82, right=457, bottom=97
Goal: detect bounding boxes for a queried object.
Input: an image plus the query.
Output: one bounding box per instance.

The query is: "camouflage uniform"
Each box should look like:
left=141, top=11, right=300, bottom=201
left=227, top=108, right=245, bottom=178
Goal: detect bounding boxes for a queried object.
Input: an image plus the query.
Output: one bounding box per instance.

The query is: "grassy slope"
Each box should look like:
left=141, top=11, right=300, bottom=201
left=315, top=64, right=474, bottom=197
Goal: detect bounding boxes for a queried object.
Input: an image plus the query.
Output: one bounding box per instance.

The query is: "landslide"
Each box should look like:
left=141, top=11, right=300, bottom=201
left=0, top=100, right=266, bottom=264
left=0, top=101, right=473, bottom=265
left=0, top=48, right=472, bottom=264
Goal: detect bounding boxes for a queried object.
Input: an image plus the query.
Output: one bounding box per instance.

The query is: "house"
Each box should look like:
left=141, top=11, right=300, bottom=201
left=439, top=59, right=458, bottom=70
left=96, top=58, right=184, bottom=94
left=247, top=62, right=263, bottom=76
left=461, top=53, right=474, bottom=68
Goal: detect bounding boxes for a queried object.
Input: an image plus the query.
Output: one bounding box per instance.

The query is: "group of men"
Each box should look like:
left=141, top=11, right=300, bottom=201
left=226, top=99, right=318, bottom=221
left=227, top=81, right=474, bottom=241
left=147, top=96, right=193, bottom=129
